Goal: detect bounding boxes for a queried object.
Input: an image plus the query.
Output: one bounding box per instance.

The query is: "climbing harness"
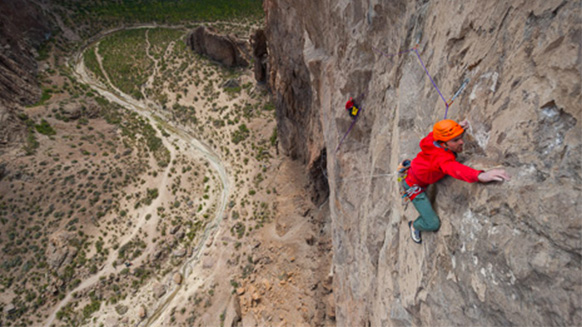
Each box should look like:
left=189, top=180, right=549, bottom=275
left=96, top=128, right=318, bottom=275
left=372, top=44, right=470, bottom=120
left=397, top=159, right=424, bottom=207
left=397, top=159, right=412, bottom=207
left=336, top=92, right=366, bottom=152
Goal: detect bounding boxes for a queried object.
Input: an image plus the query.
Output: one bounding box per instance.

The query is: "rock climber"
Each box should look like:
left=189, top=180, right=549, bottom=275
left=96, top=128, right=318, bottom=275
left=401, top=119, right=510, bottom=244
left=345, top=97, right=360, bottom=118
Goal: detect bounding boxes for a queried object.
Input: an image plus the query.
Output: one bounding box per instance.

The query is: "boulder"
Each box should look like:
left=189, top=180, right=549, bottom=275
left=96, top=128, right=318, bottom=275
left=175, top=230, right=185, bottom=240
left=4, top=303, right=16, bottom=315
left=60, top=103, right=82, bottom=120
left=61, top=246, right=77, bottom=268
left=251, top=292, right=261, bottom=306
left=173, top=273, right=183, bottom=285
left=169, top=225, right=181, bottom=235
left=104, top=317, right=119, bottom=327
left=186, top=26, right=249, bottom=67
left=115, top=304, right=128, bottom=315
left=153, top=283, right=166, bottom=298
left=172, top=247, right=186, bottom=257
left=60, top=100, right=100, bottom=120
left=46, top=240, right=69, bottom=271
left=138, top=305, right=147, bottom=319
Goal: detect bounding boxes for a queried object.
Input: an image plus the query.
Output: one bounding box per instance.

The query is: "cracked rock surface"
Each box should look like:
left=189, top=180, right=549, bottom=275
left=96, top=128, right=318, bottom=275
left=265, top=0, right=581, bottom=326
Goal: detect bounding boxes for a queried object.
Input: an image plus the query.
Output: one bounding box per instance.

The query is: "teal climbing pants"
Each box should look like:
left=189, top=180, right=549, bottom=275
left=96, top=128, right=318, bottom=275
left=403, top=182, right=441, bottom=231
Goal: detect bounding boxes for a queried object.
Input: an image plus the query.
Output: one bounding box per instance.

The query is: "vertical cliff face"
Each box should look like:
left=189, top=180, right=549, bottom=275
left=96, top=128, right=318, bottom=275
left=265, top=0, right=581, bottom=325
left=0, top=0, right=50, bottom=146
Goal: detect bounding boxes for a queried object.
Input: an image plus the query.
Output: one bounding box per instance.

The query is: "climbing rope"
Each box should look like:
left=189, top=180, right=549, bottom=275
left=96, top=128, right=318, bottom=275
left=373, top=44, right=470, bottom=120
left=337, top=45, right=469, bottom=153
left=412, top=47, right=450, bottom=117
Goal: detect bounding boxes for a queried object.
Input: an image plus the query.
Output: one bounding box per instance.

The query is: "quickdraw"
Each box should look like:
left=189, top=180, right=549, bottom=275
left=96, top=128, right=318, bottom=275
left=397, top=159, right=412, bottom=206
left=397, top=159, right=424, bottom=206
left=373, top=44, right=470, bottom=120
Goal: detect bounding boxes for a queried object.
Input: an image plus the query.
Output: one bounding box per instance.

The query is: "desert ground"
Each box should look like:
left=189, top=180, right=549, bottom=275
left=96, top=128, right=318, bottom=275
left=0, top=22, right=332, bottom=327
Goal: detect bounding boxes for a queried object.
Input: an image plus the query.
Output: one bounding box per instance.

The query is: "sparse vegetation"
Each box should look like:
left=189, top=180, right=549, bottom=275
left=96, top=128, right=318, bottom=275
left=65, top=0, right=263, bottom=30
left=231, top=124, right=250, bottom=145
left=83, top=46, right=106, bottom=82
left=99, top=29, right=151, bottom=99
left=35, top=119, right=57, bottom=136
left=0, top=2, right=281, bottom=326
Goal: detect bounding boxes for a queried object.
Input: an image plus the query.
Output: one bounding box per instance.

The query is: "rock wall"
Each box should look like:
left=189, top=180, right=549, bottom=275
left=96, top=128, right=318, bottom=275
left=187, top=26, right=249, bottom=67
left=265, top=0, right=581, bottom=326
left=251, top=29, right=268, bottom=83
left=0, top=0, right=50, bottom=146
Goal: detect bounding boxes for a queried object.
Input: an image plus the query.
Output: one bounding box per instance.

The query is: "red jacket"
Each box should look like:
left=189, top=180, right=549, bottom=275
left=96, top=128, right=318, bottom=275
left=406, top=132, right=482, bottom=188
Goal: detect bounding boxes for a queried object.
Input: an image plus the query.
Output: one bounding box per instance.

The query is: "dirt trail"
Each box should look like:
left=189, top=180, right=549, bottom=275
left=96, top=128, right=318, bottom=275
left=44, top=27, right=230, bottom=327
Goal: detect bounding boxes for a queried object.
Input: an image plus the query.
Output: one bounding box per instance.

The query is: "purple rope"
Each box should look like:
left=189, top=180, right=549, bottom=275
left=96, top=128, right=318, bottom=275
left=336, top=92, right=366, bottom=152
left=335, top=115, right=359, bottom=152
left=374, top=45, right=452, bottom=119
left=413, top=49, right=448, bottom=114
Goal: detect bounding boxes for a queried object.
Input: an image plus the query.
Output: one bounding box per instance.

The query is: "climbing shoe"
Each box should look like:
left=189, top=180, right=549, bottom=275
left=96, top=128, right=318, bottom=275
left=409, top=221, right=422, bottom=244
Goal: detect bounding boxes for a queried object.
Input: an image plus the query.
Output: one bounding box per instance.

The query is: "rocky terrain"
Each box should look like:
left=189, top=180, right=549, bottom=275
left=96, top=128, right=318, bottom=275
left=187, top=26, right=250, bottom=68
left=264, top=0, right=581, bottom=326
left=0, top=1, right=335, bottom=327
left=0, top=0, right=51, bottom=145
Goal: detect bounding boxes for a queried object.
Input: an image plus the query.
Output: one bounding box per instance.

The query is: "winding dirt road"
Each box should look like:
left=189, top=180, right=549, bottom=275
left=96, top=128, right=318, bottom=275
left=44, top=26, right=230, bottom=327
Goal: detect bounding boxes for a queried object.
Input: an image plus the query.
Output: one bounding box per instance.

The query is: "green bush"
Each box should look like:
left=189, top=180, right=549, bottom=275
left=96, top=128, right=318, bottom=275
left=231, top=222, right=245, bottom=239
left=231, top=124, right=250, bottom=144
left=270, top=127, right=277, bottom=146
left=263, top=101, right=275, bottom=111
left=35, top=119, right=56, bottom=136
left=24, top=127, right=39, bottom=155
left=82, top=299, right=101, bottom=320
left=28, top=88, right=52, bottom=107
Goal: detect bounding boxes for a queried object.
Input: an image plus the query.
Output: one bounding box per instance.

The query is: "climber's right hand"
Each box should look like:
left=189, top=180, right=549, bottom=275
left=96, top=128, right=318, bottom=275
left=478, top=168, right=511, bottom=182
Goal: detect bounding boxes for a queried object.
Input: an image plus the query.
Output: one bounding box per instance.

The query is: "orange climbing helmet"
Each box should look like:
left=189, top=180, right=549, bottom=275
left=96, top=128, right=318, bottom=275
left=433, top=119, right=464, bottom=142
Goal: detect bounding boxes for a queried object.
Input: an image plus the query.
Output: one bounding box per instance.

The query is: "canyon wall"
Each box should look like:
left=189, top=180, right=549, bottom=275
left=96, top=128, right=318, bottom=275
left=265, top=0, right=581, bottom=326
left=0, top=0, right=50, bottom=146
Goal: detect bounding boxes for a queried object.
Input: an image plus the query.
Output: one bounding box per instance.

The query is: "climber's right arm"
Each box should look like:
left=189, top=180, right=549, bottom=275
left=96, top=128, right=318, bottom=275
left=477, top=168, right=511, bottom=182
